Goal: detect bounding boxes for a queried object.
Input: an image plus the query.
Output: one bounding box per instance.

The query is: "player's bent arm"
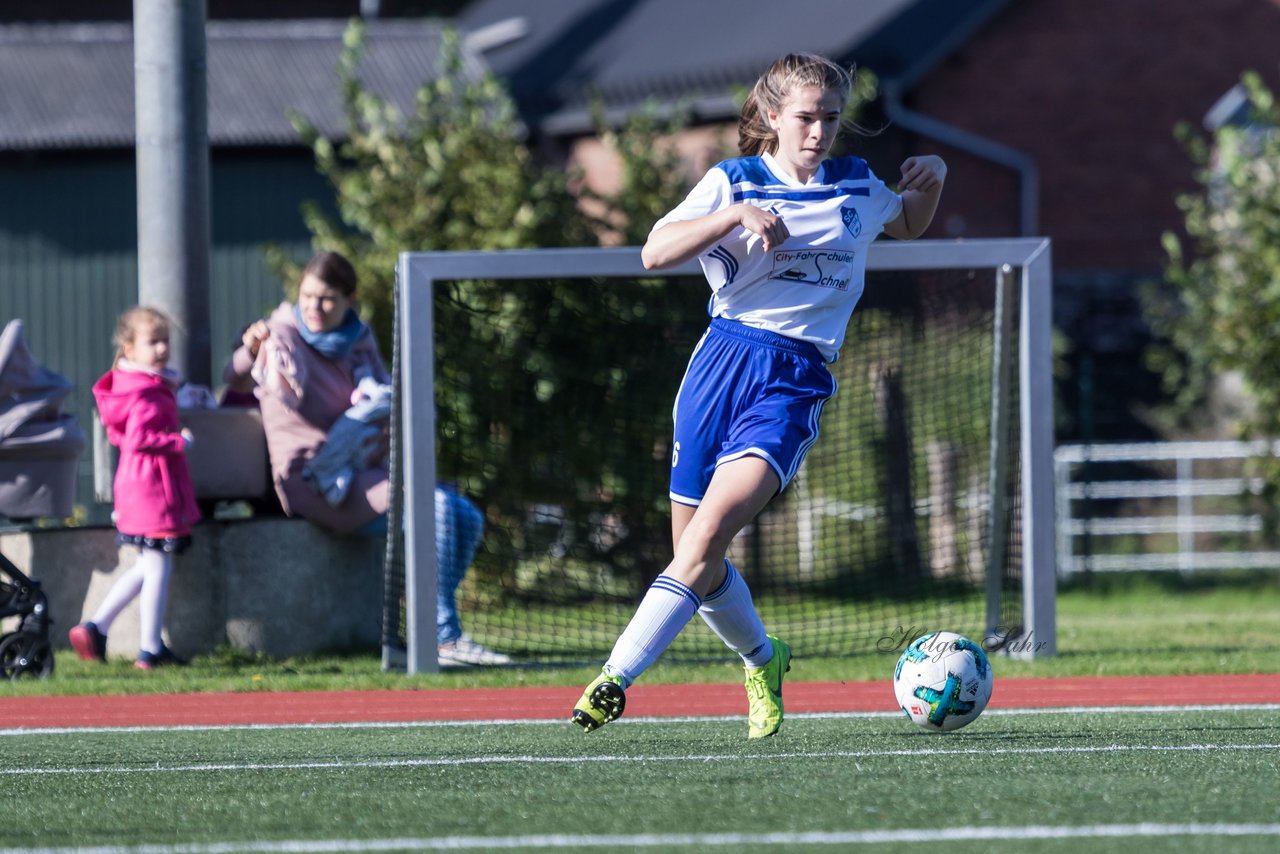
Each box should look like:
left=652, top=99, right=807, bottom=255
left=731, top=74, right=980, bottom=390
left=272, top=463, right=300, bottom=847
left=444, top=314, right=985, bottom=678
left=642, top=207, right=742, bottom=270
left=883, top=155, right=947, bottom=241
left=883, top=188, right=943, bottom=240
left=641, top=205, right=786, bottom=269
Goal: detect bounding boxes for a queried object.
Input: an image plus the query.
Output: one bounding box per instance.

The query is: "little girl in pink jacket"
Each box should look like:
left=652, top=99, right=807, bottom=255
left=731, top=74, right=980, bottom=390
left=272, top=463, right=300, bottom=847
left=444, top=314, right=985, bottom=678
left=70, top=306, right=200, bottom=670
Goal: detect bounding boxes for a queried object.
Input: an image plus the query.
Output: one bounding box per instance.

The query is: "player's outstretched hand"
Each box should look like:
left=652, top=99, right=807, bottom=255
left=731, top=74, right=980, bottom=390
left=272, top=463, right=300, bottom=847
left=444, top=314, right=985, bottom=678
left=899, top=155, right=947, bottom=193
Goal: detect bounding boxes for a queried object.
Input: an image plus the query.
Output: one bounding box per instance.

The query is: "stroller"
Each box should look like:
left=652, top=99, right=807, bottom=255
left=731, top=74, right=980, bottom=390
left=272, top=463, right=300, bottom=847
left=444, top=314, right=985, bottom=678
left=0, top=554, right=52, bottom=678
left=0, top=318, right=86, bottom=678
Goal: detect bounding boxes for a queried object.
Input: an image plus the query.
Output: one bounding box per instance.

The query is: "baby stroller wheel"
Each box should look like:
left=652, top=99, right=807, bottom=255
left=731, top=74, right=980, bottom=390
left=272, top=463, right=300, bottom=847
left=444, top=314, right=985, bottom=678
left=0, top=631, right=54, bottom=679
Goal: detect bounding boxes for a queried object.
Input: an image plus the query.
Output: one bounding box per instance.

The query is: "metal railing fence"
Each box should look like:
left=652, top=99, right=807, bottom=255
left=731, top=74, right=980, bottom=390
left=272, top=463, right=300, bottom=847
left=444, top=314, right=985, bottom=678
left=1055, top=440, right=1280, bottom=575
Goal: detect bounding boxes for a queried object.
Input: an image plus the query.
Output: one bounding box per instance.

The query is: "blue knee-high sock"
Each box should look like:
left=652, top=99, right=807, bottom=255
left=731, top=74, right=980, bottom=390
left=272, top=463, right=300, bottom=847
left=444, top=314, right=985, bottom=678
left=604, top=575, right=701, bottom=687
left=698, top=560, right=772, bottom=667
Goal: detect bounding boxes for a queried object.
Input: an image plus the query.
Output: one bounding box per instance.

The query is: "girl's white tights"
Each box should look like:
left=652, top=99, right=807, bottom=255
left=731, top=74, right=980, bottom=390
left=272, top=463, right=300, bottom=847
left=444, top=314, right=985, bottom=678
left=91, top=548, right=173, bottom=656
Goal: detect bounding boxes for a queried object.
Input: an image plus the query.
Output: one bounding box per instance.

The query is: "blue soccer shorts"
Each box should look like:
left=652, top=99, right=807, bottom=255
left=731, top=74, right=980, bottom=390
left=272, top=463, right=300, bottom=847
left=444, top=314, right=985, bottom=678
left=669, top=317, right=837, bottom=506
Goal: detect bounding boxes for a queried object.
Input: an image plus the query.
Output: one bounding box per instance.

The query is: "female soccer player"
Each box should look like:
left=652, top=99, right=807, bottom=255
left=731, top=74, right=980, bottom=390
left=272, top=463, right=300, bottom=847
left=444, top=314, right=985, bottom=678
left=571, top=52, right=946, bottom=738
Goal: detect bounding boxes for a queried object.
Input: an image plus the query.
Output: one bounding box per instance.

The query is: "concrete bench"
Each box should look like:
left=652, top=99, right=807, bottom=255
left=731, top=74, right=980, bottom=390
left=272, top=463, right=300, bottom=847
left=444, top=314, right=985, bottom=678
left=93, top=406, right=273, bottom=504
left=24, top=406, right=384, bottom=660
left=1, top=518, right=384, bottom=660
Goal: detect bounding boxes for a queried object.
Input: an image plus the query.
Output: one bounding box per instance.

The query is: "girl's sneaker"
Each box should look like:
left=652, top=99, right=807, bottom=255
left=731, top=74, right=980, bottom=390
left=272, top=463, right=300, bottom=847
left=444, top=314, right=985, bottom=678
left=437, top=635, right=513, bottom=667
left=68, top=622, right=108, bottom=662
left=135, top=645, right=188, bottom=671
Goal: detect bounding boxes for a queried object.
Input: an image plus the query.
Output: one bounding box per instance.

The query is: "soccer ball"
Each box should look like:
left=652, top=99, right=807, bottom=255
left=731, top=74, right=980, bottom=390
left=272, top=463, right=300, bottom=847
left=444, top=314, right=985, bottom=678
left=893, top=631, right=994, bottom=732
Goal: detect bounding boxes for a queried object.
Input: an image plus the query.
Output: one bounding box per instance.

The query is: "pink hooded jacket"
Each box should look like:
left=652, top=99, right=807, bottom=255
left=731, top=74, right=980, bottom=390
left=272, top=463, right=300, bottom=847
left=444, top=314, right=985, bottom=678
left=92, top=368, right=200, bottom=537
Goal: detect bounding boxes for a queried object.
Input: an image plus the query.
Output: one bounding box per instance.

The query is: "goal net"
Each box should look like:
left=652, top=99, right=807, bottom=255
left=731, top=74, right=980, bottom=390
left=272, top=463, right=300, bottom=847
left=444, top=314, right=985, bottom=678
left=385, top=239, right=1055, bottom=673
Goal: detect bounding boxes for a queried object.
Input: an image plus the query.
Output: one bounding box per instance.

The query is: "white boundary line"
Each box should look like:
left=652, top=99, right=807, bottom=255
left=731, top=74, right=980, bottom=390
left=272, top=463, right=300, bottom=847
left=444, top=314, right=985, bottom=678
left=4, top=741, right=1278, bottom=777
left=3, top=706, right=1277, bottom=853
left=2, top=703, right=1277, bottom=737
left=4, top=823, right=1280, bottom=852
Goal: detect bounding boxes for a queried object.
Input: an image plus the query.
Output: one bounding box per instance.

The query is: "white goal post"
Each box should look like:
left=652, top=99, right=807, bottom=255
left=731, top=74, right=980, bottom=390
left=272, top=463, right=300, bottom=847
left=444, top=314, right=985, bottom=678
left=395, top=238, right=1055, bottom=673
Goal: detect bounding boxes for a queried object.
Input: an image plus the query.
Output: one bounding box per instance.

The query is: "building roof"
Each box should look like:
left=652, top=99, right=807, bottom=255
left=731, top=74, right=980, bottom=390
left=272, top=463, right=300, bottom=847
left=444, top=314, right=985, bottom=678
left=0, top=19, right=489, bottom=151
left=455, top=0, right=1006, bottom=135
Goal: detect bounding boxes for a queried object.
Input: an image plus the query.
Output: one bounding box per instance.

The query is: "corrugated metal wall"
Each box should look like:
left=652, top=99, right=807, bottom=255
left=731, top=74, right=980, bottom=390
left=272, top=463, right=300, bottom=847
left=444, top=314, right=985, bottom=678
left=0, top=149, right=332, bottom=520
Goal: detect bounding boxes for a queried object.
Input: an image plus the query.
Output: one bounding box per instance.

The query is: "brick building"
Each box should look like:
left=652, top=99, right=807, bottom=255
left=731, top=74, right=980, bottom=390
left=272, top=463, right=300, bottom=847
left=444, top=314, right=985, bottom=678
left=460, top=0, right=1280, bottom=439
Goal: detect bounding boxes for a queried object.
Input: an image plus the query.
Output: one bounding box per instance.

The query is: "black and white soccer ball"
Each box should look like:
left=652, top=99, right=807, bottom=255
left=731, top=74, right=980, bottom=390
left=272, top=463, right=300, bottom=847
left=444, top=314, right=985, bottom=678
left=893, top=631, right=994, bottom=732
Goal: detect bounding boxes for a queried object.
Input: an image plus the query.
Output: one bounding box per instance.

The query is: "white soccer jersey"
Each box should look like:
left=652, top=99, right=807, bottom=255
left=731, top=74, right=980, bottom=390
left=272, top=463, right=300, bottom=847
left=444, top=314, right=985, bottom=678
left=653, top=151, right=903, bottom=362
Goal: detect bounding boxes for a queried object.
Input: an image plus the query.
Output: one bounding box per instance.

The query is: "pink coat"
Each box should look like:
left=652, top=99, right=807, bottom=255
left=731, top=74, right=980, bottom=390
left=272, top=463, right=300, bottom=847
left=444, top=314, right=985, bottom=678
left=92, top=368, right=200, bottom=537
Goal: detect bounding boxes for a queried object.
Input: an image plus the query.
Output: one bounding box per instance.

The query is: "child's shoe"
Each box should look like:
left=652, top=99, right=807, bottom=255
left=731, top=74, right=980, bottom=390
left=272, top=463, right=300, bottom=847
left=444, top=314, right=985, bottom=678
left=135, top=645, right=188, bottom=671
left=68, top=622, right=108, bottom=662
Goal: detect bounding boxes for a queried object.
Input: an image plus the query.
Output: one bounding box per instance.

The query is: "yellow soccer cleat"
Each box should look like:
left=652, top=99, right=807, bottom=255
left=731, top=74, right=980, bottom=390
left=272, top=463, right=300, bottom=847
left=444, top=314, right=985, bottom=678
left=571, top=671, right=627, bottom=732
left=745, top=635, right=792, bottom=739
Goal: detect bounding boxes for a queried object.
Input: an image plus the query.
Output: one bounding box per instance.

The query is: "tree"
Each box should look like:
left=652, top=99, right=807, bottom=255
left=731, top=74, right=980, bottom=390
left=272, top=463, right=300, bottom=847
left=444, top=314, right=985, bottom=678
left=1149, top=72, right=1280, bottom=440
left=274, top=23, right=593, bottom=347
left=278, top=21, right=702, bottom=592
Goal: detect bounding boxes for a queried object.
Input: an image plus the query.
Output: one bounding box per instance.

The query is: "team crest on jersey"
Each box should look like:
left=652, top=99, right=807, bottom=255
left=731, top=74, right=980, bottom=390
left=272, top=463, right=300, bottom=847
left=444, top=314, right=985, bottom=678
left=842, top=206, right=862, bottom=238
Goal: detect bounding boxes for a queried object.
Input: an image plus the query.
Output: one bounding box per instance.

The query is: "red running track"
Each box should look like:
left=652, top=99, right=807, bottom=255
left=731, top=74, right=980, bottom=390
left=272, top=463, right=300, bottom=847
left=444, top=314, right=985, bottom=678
left=1, top=674, right=1277, bottom=730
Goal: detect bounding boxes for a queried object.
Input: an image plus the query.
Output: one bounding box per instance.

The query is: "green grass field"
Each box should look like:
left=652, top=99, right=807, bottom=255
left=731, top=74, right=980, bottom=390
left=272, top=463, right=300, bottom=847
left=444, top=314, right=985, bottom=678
left=10, top=573, right=1279, bottom=696
left=1, top=575, right=1277, bottom=852
left=3, top=708, right=1277, bottom=852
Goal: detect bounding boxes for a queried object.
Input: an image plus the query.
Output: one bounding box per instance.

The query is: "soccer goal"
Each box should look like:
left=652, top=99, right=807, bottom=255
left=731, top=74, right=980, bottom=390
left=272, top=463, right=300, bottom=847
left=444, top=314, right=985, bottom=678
left=386, top=239, right=1054, bottom=674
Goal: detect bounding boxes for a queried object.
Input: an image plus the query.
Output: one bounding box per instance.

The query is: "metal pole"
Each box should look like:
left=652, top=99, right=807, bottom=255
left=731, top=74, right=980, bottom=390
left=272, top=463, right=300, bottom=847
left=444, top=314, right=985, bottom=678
left=984, top=264, right=1014, bottom=643
left=134, top=0, right=212, bottom=386
left=398, top=254, right=439, bottom=675
left=1019, top=242, right=1057, bottom=657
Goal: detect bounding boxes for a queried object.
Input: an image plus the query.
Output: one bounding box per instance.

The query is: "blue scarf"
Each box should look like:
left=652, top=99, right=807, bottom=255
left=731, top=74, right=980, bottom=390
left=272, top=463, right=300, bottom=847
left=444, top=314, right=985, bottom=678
left=294, top=305, right=365, bottom=360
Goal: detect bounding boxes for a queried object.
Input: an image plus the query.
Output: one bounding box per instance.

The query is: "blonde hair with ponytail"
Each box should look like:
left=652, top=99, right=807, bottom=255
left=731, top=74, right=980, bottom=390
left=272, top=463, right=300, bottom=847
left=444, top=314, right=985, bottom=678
left=738, top=53, right=855, bottom=157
